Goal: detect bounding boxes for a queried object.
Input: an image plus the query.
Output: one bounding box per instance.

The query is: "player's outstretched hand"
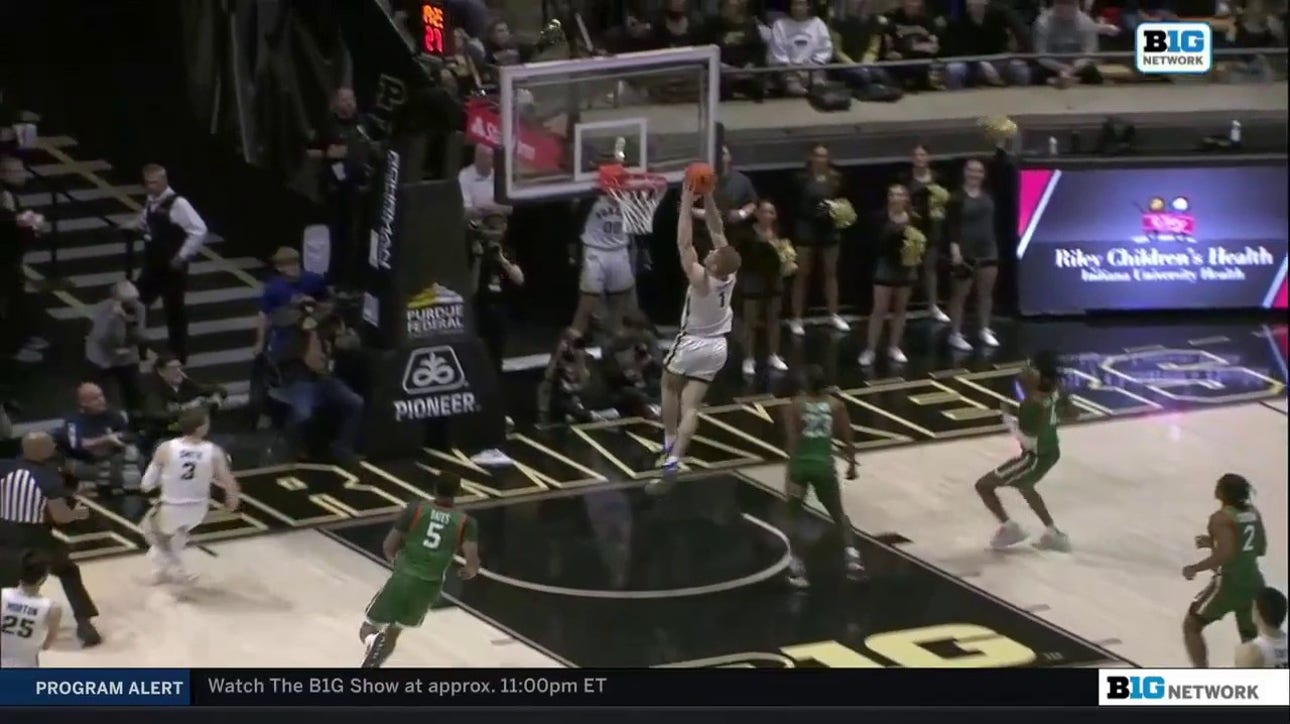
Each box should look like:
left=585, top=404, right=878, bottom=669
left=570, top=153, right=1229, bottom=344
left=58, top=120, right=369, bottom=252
left=1194, top=535, right=1212, bottom=549
left=1181, top=564, right=1198, bottom=581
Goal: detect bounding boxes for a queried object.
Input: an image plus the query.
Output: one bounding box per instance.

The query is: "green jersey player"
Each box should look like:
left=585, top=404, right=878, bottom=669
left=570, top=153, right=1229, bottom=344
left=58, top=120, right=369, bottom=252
left=782, top=365, right=861, bottom=588
left=1183, top=473, right=1268, bottom=667
left=975, top=351, right=1077, bottom=552
left=359, top=474, right=480, bottom=668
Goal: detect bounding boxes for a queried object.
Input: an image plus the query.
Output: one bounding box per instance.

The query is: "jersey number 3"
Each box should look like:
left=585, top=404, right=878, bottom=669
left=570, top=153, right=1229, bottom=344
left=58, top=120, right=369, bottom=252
left=422, top=521, right=446, bottom=550
left=1, top=615, right=35, bottom=638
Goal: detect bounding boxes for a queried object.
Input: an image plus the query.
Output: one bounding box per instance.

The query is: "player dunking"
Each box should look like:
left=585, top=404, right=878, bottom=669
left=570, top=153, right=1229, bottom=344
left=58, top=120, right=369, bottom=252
left=0, top=552, right=60, bottom=668
left=140, top=409, right=241, bottom=584
left=1235, top=587, right=1287, bottom=668
left=655, top=178, right=741, bottom=488
left=360, top=474, right=480, bottom=668
left=782, top=365, right=863, bottom=587
left=974, top=351, right=1077, bottom=551
left=1182, top=473, right=1267, bottom=667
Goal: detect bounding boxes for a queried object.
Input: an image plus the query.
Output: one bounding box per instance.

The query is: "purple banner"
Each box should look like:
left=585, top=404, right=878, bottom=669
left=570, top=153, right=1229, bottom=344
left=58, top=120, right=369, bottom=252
left=1016, top=164, right=1289, bottom=315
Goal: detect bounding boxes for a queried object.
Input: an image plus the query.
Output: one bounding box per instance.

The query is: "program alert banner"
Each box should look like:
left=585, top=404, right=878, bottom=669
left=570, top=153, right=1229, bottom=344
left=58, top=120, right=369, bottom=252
left=1016, top=164, right=1289, bottom=315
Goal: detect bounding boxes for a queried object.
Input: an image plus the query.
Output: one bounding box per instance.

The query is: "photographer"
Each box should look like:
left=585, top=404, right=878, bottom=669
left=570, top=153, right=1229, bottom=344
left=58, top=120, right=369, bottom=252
left=538, top=329, right=594, bottom=425
left=468, top=213, right=524, bottom=379
left=268, top=292, right=364, bottom=467
left=84, top=281, right=147, bottom=411
left=602, top=310, right=661, bottom=420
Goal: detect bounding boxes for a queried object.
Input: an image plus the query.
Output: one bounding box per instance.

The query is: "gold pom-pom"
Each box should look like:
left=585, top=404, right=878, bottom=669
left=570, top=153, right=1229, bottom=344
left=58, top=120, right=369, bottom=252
left=825, top=198, right=857, bottom=230
left=926, top=183, right=950, bottom=220
left=772, top=238, right=798, bottom=277
left=900, top=225, right=927, bottom=267
left=979, top=115, right=1018, bottom=145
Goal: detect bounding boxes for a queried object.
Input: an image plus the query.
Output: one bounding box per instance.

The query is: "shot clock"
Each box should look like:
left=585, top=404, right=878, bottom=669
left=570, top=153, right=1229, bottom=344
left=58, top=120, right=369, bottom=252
left=420, top=1, right=450, bottom=56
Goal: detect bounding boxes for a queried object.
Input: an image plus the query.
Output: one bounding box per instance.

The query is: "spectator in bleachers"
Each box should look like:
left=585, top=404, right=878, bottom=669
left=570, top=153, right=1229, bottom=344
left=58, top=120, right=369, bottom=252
left=884, top=0, right=948, bottom=90
left=945, top=0, right=1031, bottom=88
left=1, top=152, right=49, bottom=365
left=1033, top=0, right=1104, bottom=87
left=653, top=0, right=707, bottom=47
left=769, top=0, right=835, bottom=96
left=252, top=246, right=330, bottom=361
left=458, top=145, right=511, bottom=220
left=137, top=352, right=226, bottom=453
left=84, top=281, right=147, bottom=413
left=55, top=383, right=141, bottom=497
left=831, top=0, right=902, bottom=100
left=708, top=0, right=770, bottom=99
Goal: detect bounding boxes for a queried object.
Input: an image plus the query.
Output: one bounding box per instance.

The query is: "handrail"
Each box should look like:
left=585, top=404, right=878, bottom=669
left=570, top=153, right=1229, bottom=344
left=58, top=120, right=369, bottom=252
left=21, top=159, right=139, bottom=280
left=721, top=46, right=1288, bottom=74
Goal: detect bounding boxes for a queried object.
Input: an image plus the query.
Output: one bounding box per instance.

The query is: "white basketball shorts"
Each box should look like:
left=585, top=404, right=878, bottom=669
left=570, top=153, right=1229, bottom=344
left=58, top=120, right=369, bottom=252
left=148, top=501, right=210, bottom=537
left=580, top=247, right=635, bottom=295
left=664, top=334, right=728, bottom=383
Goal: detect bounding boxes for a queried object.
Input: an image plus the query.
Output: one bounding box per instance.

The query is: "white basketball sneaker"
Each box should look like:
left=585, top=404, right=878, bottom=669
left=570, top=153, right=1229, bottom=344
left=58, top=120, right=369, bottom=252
left=929, top=306, right=950, bottom=323
left=787, top=556, right=809, bottom=589
left=887, top=347, right=908, bottom=364
left=989, top=520, right=1027, bottom=550
left=1034, top=528, right=1072, bottom=552
left=829, top=314, right=851, bottom=332
left=768, top=354, right=788, bottom=372
left=786, top=319, right=805, bottom=336
left=742, top=357, right=756, bottom=376
left=979, top=329, right=1000, bottom=347
left=858, top=349, right=876, bottom=366
left=947, top=333, right=973, bottom=351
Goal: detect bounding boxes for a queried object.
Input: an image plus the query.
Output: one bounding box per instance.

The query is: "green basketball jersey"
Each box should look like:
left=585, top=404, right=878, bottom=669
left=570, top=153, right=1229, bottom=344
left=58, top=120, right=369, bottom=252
left=1221, top=505, right=1266, bottom=589
left=1018, top=390, right=1061, bottom=457
left=795, top=398, right=834, bottom=464
left=394, top=501, right=478, bottom=582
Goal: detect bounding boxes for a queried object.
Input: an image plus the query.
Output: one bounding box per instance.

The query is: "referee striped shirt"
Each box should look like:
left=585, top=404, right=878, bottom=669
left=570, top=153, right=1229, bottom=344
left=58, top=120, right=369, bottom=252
left=0, top=462, right=49, bottom=524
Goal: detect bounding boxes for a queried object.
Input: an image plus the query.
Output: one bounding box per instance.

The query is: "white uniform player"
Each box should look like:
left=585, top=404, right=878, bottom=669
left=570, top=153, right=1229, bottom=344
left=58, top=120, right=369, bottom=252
left=140, top=410, right=240, bottom=583
left=573, top=196, right=638, bottom=334
left=1, top=554, right=59, bottom=668
left=654, top=179, right=741, bottom=489
left=1235, top=587, right=1288, bottom=668
left=664, top=274, right=736, bottom=383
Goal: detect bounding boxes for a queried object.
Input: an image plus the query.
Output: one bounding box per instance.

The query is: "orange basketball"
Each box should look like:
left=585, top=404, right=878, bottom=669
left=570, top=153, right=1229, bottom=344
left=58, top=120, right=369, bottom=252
left=685, top=162, right=717, bottom=194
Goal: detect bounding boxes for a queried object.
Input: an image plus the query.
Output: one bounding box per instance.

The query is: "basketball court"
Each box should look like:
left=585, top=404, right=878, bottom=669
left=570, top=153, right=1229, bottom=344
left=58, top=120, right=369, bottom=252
left=32, top=320, right=1288, bottom=669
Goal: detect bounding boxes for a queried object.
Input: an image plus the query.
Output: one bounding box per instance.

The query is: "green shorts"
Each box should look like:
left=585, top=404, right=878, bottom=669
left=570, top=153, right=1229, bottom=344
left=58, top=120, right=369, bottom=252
left=365, top=571, right=442, bottom=629
left=1191, top=572, right=1260, bottom=635
left=788, top=459, right=839, bottom=499
left=992, top=451, right=1059, bottom=490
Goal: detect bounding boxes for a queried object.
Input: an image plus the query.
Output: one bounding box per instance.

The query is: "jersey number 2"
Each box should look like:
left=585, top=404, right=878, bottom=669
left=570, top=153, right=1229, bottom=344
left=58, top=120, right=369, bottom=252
left=422, top=521, right=446, bottom=550
left=1241, top=524, right=1256, bottom=552
left=1, top=615, right=35, bottom=638
left=180, top=462, right=196, bottom=481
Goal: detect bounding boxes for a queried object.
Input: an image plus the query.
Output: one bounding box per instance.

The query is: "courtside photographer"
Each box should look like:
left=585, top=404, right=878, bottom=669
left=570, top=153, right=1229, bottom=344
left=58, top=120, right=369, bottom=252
left=538, top=328, right=594, bottom=425
left=467, top=212, right=524, bottom=379
left=602, top=310, right=662, bottom=420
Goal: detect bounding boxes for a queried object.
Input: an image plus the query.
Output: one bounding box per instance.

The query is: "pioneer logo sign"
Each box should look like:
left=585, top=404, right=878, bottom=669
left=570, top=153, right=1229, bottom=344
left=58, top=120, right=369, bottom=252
left=405, top=284, right=465, bottom=340
left=369, top=148, right=401, bottom=271
left=394, top=345, right=480, bottom=421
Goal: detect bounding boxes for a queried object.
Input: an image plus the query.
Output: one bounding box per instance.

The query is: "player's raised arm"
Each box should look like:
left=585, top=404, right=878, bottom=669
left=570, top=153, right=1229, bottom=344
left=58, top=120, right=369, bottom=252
left=831, top=398, right=857, bottom=479
left=212, top=447, right=241, bottom=512
left=140, top=441, right=170, bottom=493
left=676, top=183, right=708, bottom=289
left=702, top=192, right=728, bottom=249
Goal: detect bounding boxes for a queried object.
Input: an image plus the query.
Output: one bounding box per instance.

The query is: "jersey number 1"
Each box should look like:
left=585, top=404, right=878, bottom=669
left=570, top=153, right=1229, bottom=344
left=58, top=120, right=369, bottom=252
left=422, top=521, right=446, bottom=550
left=719, top=291, right=728, bottom=308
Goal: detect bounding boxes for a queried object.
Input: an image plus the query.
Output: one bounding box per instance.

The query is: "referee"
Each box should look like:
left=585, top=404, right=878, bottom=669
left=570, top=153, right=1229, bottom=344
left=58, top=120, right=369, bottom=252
left=0, top=432, right=102, bottom=646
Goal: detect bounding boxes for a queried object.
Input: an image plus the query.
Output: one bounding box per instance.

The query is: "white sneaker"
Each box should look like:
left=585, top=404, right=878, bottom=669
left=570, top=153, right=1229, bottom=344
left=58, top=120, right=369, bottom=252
left=947, top=333, right=973, bottom=351
left=22, top=336, right=50, bottom=352
left=767, top=354, right=788, bottom=372
left=990, top=520, right=1028, bottom=550
left=844, top=546, right=864, bottom=572
left=1034, top=528, right=1072, bottom=552
left=470, top=448, right=514, bottom=467
left=786, top=319, right=805, bottom=336
left=929, top=306, right=950, bottom=323
left=829, top=314, right=851, bottom=332
left=858, top=349, right=875, bottom=366
left=787, top=557, right=809, bottom=588
left=979, top=328, right=1000, bottom=347
left=887, top=347, right=908, bottom=364
left=742, top=358, right=756, bottom=376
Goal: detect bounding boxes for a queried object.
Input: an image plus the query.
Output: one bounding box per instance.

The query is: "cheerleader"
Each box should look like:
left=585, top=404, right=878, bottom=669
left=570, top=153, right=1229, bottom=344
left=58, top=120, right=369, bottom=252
left=737, top=200, right=794, bottom=375
left=944, top=158, right=1000, bottom=350
left=903, top=144, right=951, bottom=323
left=860, top=185, right=926, bottom=366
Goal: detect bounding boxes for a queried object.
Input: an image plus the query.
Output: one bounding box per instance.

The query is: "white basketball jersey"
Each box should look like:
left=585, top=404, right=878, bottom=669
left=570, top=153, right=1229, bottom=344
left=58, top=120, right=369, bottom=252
left=1, top=587, right=54, bottom=668
left=679, top=274, right=736, bottom=338
left=160, top=438, right=217, bottom=505
left=581, top=197, right=629, bottom=251
left=1254, top=632, right=1288, bottom=668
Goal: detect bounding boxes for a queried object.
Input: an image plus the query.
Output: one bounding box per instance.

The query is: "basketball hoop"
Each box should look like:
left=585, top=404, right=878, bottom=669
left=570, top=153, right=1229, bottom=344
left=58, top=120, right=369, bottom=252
left=598, top=163, right=668, bottom=235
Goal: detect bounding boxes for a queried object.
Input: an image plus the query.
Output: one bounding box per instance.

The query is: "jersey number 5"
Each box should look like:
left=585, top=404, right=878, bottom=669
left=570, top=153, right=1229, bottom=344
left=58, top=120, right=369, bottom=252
left=1, top=615, right=35, bottom=638
left=422, top=521, right=446, bottom=550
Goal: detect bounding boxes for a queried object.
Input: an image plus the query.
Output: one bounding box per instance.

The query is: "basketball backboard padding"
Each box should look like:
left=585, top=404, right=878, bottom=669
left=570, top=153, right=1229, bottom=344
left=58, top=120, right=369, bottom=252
left=498, top=45, right=720, bottom=204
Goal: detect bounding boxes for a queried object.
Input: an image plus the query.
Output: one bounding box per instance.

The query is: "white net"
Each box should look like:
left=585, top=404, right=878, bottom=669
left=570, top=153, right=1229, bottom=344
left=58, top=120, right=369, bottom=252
left=601, top=172, right=668, bottom=235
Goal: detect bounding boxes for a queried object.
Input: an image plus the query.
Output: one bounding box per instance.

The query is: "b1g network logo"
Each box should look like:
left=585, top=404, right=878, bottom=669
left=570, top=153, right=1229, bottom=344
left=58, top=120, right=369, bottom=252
left=1135, top=22, right=1212, bottom=75
left=1100, top=670, right=1288, bottom=707
left=1137, top=195, right=1195, bottom=242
